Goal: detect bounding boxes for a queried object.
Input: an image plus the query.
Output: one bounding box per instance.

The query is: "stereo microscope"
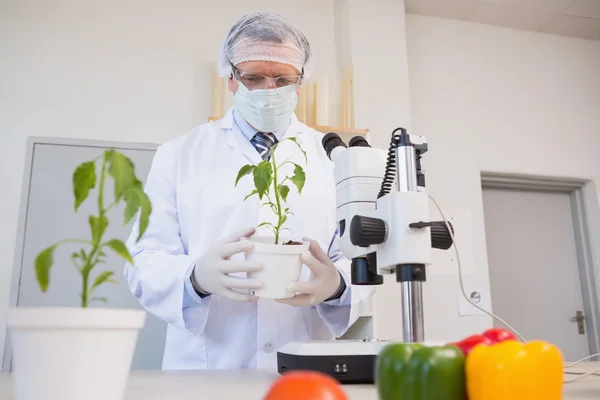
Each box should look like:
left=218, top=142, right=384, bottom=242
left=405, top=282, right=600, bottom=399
left=276, top=128, right=455, bottom=383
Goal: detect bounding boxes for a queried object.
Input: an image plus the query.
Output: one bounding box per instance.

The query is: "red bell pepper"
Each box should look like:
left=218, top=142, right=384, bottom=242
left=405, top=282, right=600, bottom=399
left=450, top=328, right=517, bottom=356
left=481, top=328, right=517, bottom=344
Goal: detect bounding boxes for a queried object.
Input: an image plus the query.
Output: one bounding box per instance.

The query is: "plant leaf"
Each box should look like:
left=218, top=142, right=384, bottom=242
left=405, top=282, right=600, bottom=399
left=35, top=245, right=58, bottom=292
left=89, top=215, right=108, bottom=245
left=290, top=164, right=306, bottom=194
left=91, top=271, right=119, bottom=292
left=123, top=182, right=152, bottom=240
left=287, top=137, right=307, bottom=163
left=105, top=149, right=137, bottom=200
left=235, top=165, right=256, bottom=186
left=105, top=239, right=133, bottom=264
left=71, top=251, right=83, bottom=270
left=257, top=221, right=276, bottom=230
left=279, top=185, right=290, bottom=202
left=253, top=161, right=273, bottom=200
left=280, top=215, right=287, bottom=227
left=244, top=190, right=259, bottom=201
left=72, top=161, right=96, bottom=211
left=260, top=201, right=278, bottom=214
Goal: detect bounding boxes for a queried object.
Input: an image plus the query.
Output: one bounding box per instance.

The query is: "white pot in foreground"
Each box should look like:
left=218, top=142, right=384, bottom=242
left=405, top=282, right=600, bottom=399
left=7, top=307, right=146, bottom=400
left=245, top=236, right=309, bottom=299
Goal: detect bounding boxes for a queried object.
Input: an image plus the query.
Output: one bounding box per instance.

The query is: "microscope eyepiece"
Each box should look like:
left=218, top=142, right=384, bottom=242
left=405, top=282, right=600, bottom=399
left=322, top=132, right=347, bottom=160
left=349, top=136, right=370, bottom=148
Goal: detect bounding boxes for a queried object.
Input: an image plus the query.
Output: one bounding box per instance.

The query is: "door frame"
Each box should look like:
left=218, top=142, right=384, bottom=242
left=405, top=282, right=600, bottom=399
left=1, top=136, right=159, bottom=373
left=481, top=171, right=600, bottom=359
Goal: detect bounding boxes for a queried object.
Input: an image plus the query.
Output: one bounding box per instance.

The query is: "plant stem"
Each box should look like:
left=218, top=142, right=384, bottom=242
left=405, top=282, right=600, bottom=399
left=269, top=148, right=283, bottom=245
left=81, top=155, right=108, bottom=307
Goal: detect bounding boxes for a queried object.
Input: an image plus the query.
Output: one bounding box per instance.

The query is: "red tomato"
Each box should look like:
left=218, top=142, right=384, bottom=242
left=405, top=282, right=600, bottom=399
left=482, top=328, right=518, bottom=344
left=452, top=334, right=492, bottom=356
left=263, top=371, right=349, bottom=400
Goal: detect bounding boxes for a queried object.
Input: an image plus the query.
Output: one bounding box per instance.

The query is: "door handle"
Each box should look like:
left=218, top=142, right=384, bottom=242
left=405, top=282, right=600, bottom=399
left=570, top=311, right=585, bottom=334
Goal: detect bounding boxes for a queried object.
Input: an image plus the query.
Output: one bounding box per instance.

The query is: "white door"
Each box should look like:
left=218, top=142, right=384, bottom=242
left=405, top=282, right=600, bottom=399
left=482, top=187, right=590, bottom=362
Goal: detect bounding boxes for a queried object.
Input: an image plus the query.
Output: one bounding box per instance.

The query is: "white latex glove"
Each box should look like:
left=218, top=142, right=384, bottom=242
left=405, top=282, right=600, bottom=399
left=192, top=227, right=263, bottom=302
left=276, top=238, right=342, bottom=307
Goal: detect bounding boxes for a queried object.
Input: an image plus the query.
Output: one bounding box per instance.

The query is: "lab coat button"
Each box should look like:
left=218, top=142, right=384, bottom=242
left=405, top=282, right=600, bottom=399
left=263, top=343, right=274, bottom=353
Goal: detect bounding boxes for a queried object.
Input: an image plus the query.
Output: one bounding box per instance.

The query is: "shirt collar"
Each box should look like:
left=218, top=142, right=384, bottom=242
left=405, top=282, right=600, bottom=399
left=232, top=108, right=290, bottom=142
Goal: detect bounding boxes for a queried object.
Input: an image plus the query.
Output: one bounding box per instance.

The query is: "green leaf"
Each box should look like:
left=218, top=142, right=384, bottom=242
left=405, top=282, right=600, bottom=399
left=258, top=221, right=276, bottom=229
left=253, top=161, right=273, bottom=200
left=235, top=165, right=256, bottom=186
left=105, top=149, right=137, bottom=200
left=280, top=215, right=287, bottom=227
left=72, top=161, right=96, bottom=210
left=35, top=245, right=58, bottom=292
left=244, top=190, right=259, bottom=201
left=89, top=215, right=108, bottom=245
left=290, top=164, right=306, bottom=194
left=260, top=201, right=278, bottom=214
left=105, top=239, right=133, bottom=264
left=287, top=137, right=307, bottom=163
left=284, top=207, right=295, bottom=216
left=91, top=271, right=119, bottom=292
left=123, top=182, right=152, bottom=240
left=279, top=185, right=290, bottom=202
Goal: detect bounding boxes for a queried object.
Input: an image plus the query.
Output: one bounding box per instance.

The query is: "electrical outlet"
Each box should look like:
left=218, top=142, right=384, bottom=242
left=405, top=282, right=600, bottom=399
left=458, top=287, right=491, bottom=317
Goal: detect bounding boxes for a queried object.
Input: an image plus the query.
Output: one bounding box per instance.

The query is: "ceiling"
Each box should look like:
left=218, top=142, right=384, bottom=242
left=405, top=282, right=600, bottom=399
left=405, top=0, right=600, bottom=41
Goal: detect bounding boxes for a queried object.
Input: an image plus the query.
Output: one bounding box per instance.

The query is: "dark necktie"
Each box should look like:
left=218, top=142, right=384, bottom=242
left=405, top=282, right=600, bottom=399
left=251, top=132, right=278, bottom=161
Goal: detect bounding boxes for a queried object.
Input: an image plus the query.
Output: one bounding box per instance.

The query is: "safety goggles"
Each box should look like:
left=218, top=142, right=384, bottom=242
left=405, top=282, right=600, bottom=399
left=232, top=65, right=303, bottom=90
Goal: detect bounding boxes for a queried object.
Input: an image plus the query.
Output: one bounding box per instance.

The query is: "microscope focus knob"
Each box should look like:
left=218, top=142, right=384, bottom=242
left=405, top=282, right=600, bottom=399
left=350, top=216, right=387, bottom=247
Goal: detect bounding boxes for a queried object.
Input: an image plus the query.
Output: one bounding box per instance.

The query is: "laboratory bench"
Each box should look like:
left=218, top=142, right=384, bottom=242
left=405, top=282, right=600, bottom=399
left=1, top=363, right=599, bottom=399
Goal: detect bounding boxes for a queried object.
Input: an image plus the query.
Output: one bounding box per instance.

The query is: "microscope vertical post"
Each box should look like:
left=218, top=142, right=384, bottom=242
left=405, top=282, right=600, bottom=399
left=396, top=136, right=426, bottom=343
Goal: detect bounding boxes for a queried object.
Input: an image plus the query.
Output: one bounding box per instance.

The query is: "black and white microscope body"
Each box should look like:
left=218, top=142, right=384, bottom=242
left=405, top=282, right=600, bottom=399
left=276, top=129, right=454, bottom=383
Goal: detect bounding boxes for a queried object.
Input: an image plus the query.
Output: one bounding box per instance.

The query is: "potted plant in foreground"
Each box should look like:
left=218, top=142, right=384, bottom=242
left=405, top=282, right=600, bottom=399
left=7, top=149, right=152, bottom=400
left=235, top=137, right=309, bottom=299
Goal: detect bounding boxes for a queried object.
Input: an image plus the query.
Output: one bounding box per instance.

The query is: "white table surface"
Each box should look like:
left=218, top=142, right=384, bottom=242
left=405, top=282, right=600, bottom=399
left=1, top=363, right=599, bottom=399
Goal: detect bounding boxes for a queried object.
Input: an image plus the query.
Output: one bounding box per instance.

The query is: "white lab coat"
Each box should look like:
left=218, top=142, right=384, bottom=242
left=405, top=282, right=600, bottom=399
left=124, top=107, right=375, bottom=370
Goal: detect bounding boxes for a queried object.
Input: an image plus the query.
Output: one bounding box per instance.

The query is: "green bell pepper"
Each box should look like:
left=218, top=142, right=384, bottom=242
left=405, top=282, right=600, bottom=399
left=375, top=343, right=466, bottom=400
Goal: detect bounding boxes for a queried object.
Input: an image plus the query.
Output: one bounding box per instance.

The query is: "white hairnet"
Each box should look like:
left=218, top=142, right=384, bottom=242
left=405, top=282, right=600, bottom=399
left=218, top=12, right=313, bottom=80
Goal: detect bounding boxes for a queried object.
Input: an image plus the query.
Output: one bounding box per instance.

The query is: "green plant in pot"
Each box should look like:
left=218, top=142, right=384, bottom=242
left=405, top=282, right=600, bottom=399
left=234, top=137, right=309, bottom=299
left=7, top=149, right=152, bottom=400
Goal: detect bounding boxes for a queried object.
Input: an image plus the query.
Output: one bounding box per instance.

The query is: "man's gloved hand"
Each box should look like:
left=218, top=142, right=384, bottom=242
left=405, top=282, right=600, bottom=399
left=191, top=227, right=263, bottom=302
left=276, top=238, right=344, bottom=307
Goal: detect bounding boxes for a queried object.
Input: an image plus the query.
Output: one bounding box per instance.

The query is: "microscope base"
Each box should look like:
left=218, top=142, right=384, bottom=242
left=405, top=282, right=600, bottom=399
left=277, top=340, right=385, bottom=384
left=276, top=339, right=449, bottom=384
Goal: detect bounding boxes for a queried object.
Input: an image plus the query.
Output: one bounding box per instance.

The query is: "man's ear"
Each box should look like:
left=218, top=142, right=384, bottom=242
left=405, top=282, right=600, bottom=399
left=228, top=74, right=238, bottom=93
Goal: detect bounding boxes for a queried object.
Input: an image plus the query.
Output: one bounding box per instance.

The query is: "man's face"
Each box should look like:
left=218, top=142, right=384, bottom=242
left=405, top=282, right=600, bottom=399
left=228, top=61, right=302, bottom=95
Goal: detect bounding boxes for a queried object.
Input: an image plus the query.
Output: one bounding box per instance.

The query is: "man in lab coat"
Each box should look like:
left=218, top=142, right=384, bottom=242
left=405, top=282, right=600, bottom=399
left=124, top=11, right=374, bottom=370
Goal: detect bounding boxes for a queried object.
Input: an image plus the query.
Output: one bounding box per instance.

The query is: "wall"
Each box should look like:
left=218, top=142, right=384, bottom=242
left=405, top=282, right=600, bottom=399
left=0, top=0, right=337, bottom=362
left=345, top=0, right=415, bottom=340
left=404, top=14, right=600, bottom=341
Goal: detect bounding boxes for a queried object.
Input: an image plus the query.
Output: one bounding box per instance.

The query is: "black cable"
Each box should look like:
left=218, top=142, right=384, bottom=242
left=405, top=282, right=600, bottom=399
left=377, top=128, right=405, bottom=199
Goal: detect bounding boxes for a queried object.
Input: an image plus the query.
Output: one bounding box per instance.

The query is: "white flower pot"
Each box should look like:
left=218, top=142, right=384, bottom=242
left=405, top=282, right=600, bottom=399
left=244, top=236, right=309, bottom=299
left=7, top=307, right=146, bottom=400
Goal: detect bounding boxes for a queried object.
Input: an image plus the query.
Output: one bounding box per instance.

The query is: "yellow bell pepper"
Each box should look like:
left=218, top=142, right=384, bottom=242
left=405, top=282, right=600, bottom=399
left=466, top=340, right=563, bottom=400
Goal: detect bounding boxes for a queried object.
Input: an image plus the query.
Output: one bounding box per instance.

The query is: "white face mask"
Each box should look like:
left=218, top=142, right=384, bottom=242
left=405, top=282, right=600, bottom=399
left=233, top=82, right=298, bottom=133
